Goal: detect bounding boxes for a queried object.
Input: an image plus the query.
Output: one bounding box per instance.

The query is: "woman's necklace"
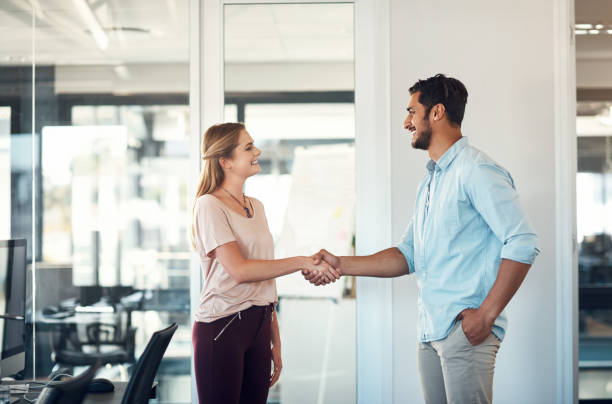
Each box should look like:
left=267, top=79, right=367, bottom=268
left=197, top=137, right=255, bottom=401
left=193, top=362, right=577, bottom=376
left=222, top=188, right=254, bottom=218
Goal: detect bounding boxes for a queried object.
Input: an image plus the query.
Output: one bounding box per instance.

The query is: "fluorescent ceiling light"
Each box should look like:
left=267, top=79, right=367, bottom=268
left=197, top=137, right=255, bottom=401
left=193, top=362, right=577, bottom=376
left=576, top=23, right=593, bottom=29
left=72, top=0, right=109, bottom=50
left=589, top=29, right=600, bottom=34
left=595, top=24, right=604, bottom=30
left=608, top=30, right=612, bottom=35
left=575, top=29, right=588, bottom=35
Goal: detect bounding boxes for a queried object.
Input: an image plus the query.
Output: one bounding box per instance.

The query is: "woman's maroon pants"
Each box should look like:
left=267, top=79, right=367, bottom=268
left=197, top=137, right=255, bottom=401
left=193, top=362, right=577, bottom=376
left=192, top=304, right=272, bottom=404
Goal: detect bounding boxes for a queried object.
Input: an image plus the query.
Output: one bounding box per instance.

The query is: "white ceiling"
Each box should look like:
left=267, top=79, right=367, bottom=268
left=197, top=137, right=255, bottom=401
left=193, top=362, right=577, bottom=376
left=0, top=0, right=189, bottom=65
left=1, top=0, right=608, bottom=89
left=0, top=1, right=353, bottom=66
left=224, top=4, right=353, bottom=63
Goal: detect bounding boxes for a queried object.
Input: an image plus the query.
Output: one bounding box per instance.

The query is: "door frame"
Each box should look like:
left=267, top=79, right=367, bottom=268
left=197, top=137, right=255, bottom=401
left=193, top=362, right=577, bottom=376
left=190, top=0, right=394, bottom=403
left=553, top=0, right=578, bottom=402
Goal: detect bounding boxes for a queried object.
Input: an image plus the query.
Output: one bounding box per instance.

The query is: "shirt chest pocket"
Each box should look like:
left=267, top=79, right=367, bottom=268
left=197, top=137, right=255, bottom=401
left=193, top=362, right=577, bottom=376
left=431, top=195, right=459, bottom=233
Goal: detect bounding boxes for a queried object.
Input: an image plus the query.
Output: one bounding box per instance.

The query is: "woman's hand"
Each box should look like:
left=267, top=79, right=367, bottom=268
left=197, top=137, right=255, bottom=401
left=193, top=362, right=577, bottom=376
left=301, top=257, right=341, bottom=284
left=270, top=341, right=282, bottom=387
left=303, top=249, right=342, bottom=285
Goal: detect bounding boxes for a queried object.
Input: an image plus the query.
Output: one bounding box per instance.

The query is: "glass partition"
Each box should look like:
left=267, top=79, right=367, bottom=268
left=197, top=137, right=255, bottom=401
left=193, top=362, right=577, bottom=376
left=0, top=1, right=35, bottom=382
left=0, top=2, right=191, bottom=402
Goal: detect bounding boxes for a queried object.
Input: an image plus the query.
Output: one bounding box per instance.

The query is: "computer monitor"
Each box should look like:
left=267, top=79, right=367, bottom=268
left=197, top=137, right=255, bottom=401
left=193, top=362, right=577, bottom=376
left=79, top=285, right=134, bottom=307
left=0, top=239, right=26, bottom=377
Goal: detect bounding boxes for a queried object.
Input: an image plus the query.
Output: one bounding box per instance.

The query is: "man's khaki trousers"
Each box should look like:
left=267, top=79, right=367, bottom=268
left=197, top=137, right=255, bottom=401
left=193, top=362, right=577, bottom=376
left=418, top=320, right=501, bottom=404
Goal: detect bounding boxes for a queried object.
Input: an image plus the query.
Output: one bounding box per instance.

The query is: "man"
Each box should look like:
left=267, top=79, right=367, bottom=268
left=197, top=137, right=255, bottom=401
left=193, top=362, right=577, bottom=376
left=304, top=74, right=539, bottom=404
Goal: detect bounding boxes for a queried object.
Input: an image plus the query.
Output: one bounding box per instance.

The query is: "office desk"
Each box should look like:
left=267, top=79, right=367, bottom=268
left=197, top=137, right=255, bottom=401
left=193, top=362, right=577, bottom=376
left=34, top=310, right=117, bottom=328
left=5, top=380, right=156, bottom=403
left=83, top=381, right=156, bottom=403
left=33, top=288, right=190, bottom=331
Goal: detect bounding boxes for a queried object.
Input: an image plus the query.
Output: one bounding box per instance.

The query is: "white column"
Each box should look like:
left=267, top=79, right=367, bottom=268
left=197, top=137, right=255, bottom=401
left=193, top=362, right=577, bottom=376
left=189, top=0, right=225, bottom=402
left=354, top=0, right=394, bottom=403
left=554, top=0, right=578, bottom=402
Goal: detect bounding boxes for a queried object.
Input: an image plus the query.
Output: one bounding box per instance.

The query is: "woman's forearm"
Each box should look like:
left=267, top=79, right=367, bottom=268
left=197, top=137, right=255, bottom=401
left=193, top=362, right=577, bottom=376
left=215, top=241, right=307, bottom=283
left=235, top=256, right=308, bottom=283
left=215, top=241, right=339, bottom=284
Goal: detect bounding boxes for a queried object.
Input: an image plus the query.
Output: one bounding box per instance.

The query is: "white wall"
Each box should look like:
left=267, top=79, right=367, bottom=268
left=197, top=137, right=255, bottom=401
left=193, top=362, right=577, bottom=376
left=388, top=1, right=559, bottom=403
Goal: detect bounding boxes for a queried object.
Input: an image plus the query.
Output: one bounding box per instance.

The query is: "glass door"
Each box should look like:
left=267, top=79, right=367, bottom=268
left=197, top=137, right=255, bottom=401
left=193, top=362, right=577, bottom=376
left=224, top=4, right=356, bottom=403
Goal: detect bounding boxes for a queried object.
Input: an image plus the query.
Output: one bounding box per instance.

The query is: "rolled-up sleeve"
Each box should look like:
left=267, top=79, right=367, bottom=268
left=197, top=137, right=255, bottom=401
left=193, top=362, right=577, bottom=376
left=465, top=163, right=540, bottom=265
left=397, top=218, right=416, bottom=273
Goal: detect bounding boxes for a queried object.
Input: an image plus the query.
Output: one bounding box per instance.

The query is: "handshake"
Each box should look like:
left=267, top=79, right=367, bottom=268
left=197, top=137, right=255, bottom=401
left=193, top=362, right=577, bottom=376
left=300, top=249, right=341, bottom=286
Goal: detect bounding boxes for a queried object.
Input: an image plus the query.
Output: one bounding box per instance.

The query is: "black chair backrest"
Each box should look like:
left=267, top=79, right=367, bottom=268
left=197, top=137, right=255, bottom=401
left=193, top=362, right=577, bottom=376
left=37, top=362, right=99, bottom=404
left=121, top=323, right=178, bottom=404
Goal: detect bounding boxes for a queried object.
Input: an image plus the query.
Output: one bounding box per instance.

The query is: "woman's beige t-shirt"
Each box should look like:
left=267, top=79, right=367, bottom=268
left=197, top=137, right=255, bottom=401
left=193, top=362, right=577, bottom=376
left=193, top=194, right=277, bottom=323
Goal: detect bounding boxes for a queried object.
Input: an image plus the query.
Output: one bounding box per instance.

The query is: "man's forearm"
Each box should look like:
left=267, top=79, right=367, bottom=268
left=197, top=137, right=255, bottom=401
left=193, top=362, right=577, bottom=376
left=479, top=258, right=531, bottom=323
left=339, top=247, right=409, bottom=278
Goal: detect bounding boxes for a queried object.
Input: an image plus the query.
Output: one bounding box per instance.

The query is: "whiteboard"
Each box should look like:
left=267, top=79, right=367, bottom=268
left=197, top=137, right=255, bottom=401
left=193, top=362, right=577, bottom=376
left=274, top=144, right=355, bottom=299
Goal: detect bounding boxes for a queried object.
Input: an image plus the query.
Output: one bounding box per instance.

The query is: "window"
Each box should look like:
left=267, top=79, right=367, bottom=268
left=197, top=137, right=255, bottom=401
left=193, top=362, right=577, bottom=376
left=577, top=100, right=612, bottom=399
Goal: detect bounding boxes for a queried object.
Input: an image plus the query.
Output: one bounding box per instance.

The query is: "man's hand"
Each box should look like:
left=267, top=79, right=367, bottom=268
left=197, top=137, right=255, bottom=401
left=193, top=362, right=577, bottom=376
left=312, top=249, right=340, bottom=269
left=302, top=249, right=342, bottom=286
left=458, top=308, right=494, bottom=346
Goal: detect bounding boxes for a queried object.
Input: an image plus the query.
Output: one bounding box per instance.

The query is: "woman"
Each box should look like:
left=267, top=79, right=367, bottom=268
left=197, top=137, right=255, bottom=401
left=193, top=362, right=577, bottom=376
left=191, top=123, right=339, bottom=404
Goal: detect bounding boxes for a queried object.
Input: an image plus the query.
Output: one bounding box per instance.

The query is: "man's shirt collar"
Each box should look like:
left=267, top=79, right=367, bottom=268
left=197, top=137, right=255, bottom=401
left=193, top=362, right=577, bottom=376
left=426, top=136, right=468, bottom=173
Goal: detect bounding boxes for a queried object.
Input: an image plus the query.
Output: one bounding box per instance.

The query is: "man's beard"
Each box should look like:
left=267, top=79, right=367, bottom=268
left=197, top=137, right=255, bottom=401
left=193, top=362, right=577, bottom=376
left=412, top=120, right=432, bottom=150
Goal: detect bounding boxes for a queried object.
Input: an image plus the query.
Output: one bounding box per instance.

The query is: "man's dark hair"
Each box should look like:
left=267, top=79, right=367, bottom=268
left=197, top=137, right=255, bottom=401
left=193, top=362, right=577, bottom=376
left=409, top=74, right=468, bottom=127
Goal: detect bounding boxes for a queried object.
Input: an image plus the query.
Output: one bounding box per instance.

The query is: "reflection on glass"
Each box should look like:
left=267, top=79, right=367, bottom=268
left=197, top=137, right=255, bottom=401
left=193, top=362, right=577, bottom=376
left=225, top=4, right=355, bottom=403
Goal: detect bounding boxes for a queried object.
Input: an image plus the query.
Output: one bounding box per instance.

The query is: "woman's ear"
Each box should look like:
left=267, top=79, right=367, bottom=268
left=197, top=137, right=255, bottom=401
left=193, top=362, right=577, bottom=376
left=219, top=157, right=232, bottom=170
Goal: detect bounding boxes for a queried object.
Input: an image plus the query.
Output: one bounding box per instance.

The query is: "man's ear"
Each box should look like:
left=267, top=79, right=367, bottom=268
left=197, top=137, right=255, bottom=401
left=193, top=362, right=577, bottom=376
left=433, top=103, right=446, bottom=121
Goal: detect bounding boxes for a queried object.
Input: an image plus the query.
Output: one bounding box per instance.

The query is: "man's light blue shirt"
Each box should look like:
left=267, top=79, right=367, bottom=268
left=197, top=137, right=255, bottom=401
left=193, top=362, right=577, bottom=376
left=397, top=137, right=539, bottom=342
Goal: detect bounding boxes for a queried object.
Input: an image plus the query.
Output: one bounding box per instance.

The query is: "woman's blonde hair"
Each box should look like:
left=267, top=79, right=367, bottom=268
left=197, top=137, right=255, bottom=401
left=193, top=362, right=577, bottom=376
left=190, top=122, right=245, bottom=249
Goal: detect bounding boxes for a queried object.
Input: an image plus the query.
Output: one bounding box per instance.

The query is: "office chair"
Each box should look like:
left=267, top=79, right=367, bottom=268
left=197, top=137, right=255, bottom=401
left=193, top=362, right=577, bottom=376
left=36, top=362, right=99, bottom=404
left=52, top=319, right=136, bottom=376
left=121, top=323, right=178, bottom=404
